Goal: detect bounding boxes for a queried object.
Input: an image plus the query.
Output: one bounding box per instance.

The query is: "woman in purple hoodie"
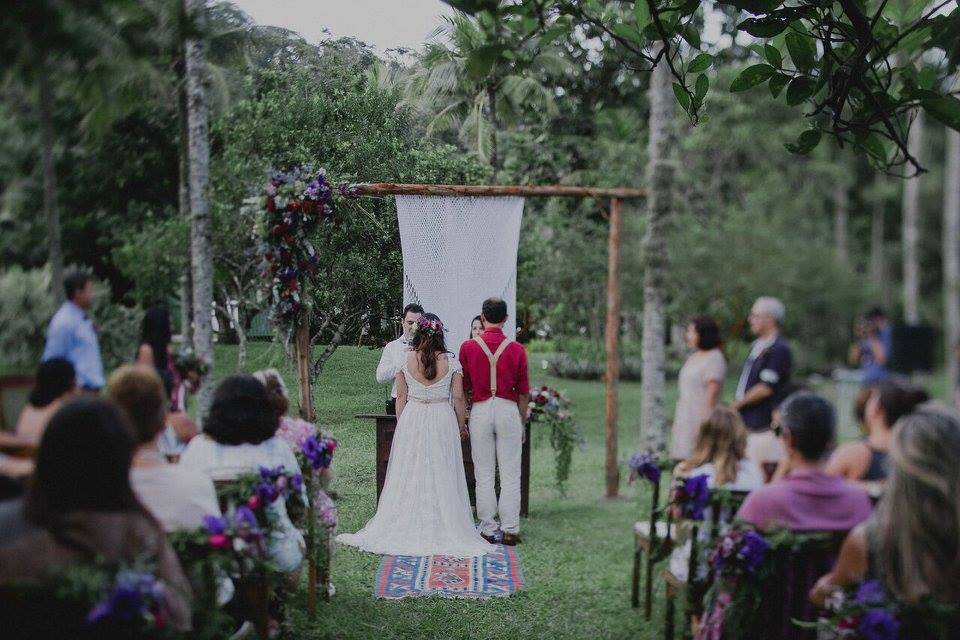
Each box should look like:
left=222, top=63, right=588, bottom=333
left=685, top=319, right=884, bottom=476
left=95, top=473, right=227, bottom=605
left=737, top=391, right=872, bottom=532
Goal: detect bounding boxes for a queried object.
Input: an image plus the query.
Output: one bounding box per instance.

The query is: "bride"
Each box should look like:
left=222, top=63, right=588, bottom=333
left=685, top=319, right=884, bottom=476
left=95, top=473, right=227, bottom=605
left=337, top=313, right=491, bottom=557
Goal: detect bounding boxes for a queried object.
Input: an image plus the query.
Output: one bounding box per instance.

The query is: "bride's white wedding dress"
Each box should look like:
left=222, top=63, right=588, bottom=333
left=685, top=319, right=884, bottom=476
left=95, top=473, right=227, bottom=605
left=337, top=354, right=492, bottom=557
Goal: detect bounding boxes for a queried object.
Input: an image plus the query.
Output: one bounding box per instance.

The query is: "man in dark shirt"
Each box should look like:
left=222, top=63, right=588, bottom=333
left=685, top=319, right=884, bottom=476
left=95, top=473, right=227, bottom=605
left=731, top=297, right=794, bottom=467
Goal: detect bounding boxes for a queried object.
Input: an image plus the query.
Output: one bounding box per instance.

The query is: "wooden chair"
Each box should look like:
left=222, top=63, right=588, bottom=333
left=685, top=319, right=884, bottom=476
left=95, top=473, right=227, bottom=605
left=661, top=488, right=750, bottom=640
left=631, top=460, right=685, bottom=616
left=748, top=531, right=847, bottom=640
left=213, top=478, right=274, bottom=640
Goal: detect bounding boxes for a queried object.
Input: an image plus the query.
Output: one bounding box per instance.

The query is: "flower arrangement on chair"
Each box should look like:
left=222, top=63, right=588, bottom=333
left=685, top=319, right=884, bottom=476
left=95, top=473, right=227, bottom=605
left=528, top=385, right=584, bottom=496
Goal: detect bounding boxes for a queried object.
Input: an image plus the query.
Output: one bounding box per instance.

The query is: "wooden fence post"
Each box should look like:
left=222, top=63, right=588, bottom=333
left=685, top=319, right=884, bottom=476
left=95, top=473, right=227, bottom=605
left=604, top=198, right=623, bottom=498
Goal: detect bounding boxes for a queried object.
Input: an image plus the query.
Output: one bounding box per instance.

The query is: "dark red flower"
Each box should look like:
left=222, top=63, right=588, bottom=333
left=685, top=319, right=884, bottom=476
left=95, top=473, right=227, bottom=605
left=266, top=196, right=276, bottom=212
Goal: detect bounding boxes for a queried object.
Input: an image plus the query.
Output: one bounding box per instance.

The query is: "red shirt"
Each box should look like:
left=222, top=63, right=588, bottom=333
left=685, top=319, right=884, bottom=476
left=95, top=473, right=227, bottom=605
left=458, top=327, right=530, bottom=403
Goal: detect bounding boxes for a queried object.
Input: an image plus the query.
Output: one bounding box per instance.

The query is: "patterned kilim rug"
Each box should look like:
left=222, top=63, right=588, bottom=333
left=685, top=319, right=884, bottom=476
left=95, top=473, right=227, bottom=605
left=374, top=544, right=525, bottom=600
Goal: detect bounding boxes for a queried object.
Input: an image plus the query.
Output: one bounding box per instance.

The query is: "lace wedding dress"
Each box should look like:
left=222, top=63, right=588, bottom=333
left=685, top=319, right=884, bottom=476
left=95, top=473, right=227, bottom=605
left=337, top=354, right=492, bottom=557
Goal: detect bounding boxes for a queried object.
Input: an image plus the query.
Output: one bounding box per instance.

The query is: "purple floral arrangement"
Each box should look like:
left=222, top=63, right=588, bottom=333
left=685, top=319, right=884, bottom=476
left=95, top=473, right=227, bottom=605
left=816, top=579, right=901, bottom=640
left=627, top=451, right=661, bottom=484
left=203, top=506, right=267, bottom=558
left=710, top=528, right=770, bottom=578
left=260, top=165, right=335, bottom=326
left=249, top=465, right=304, bottom=509
left=301, top=434, right=338, bottom=472
left=671, top=473, right=710, bottom=520
left=86, top=569, right=167, bottom=629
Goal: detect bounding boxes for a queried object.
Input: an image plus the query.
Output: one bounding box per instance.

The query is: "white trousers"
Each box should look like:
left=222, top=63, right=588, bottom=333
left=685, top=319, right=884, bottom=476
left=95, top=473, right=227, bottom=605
left=469, top=397, right=523, bottom=535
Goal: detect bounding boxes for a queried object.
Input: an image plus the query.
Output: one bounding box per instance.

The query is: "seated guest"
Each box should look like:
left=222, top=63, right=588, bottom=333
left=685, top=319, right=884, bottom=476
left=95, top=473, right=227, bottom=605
left=0, top=397, right=191, bottom=630
left=811, top=404, right=960, bottom=615
left=253, top=369, right=316, bottom=450
left=667, top=406, right=764, bottom=581
left=675, top=405, right=764, bottom=491
left=107, top=365, right=220, bottom=531
left=737, top=392, right=872, bottom=531
left=826, top=377, right=928, bottom=483
left=180, top=375, right=305, bottom=574
left=15, top=358, right=77, bottom=444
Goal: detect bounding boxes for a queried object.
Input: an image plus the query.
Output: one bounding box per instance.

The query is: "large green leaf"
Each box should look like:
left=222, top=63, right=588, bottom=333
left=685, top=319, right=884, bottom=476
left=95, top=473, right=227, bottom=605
left=764, top=44, right=782, bottom=68
left=673, top=82, right=692, bottom=113
left=922, top=95, right=960, bottom=132
left=785, top=76, right=816, bottom=105
left=785, top=30, right=816, bottom=72
left=738, top=15, right=792, bottom=37
left=768, top=72, right=790, bottom=98
left=611, top=22, right=644, bottom=44
left=687, top=53, right=714, bottom=73
left=730, top=64, right=777, bottom=92
left=634, top=1, right=650, bottom=31
left=784, top=128, right=822, bottom=154
left=465, top=44, right=507, bottom=81
left=682, top=24, right=702, bottom=49
left=695, top=73, right=709, bottom=105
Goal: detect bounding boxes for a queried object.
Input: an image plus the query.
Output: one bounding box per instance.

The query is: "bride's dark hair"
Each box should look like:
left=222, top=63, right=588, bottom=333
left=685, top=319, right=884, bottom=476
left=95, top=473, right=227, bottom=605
left=409, top=313, right=449, bottom=381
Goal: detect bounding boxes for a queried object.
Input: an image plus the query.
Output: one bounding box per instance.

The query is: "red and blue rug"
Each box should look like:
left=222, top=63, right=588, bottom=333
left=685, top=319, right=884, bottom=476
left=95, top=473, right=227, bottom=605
left=374, top=544, right=525, bottom=600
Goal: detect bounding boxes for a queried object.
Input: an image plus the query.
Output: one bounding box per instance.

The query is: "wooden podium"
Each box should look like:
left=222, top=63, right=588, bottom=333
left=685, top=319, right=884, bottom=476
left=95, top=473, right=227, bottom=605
left=355, top=413, right=530, bottom=516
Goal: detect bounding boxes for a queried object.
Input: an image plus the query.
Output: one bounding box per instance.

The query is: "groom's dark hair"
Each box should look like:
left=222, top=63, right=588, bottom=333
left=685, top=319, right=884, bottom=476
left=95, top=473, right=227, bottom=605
left=402, top=303, right=424, bottom=318
left=481, top=298, right=508, bottom=324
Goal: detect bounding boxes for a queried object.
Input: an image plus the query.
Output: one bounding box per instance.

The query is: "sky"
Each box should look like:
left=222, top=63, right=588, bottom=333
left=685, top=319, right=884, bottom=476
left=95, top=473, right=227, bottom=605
left=231, top=0, right=455, bottom=53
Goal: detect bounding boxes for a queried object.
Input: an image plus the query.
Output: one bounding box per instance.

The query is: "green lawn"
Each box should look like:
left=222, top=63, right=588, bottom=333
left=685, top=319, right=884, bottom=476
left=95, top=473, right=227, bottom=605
left=213, top=342, right=673, bottom=640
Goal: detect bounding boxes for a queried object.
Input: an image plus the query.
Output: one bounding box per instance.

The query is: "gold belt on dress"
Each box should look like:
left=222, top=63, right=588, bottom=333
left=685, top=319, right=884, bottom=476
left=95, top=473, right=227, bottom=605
left=408, top=397, right=449, bottom=404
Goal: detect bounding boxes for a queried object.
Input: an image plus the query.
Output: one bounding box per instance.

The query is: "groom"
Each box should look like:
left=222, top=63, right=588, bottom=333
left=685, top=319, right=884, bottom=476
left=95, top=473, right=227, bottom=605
left=459, top=297, right=530, bottom=546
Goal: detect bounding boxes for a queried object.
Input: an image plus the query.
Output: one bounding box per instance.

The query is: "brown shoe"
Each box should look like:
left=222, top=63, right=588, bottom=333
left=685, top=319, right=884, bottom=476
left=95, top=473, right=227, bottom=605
left=501, top=533, right=522, bottom=546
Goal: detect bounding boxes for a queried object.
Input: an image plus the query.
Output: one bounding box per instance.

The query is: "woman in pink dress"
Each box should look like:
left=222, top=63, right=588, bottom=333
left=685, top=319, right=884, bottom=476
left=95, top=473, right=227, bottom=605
left=670, top=316, right=727, bottom=460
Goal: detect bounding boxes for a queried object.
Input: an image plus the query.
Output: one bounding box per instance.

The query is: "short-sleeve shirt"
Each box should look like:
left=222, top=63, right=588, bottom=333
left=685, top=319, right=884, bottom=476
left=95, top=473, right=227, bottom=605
left=131, top=465, right=221, bottom=532
left=458, top=328, right=530, bottom=404
left=737, top=468, right=872, bottom=532
left=736, top=335, right=793, bottom=431
left=41, top=302, right=104, bottom=390
left=671, top=349, right=727, bottom=459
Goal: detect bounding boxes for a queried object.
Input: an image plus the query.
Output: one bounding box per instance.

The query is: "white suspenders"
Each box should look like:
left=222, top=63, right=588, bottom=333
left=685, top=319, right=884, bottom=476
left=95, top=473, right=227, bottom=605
left=473, top=336, right=512, bottom=397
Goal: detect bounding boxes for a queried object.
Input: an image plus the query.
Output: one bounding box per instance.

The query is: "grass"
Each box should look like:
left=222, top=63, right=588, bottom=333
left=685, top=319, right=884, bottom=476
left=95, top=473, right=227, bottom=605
left=213, top=342, right=673, bottom=640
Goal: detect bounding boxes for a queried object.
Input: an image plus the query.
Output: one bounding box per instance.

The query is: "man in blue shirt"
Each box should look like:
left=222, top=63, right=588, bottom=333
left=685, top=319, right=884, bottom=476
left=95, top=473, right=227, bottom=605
left=42, top=271, right=105, bottom=391
left=855, top=307, right=892, bottom=384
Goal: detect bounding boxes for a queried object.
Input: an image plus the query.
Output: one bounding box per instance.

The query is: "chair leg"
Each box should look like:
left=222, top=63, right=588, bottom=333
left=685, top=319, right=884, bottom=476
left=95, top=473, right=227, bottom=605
left=644, top=549, right=655, bottom=620
left=631, top=546, right=641, bottom=609
left=664, top=584, right=676, bottom=640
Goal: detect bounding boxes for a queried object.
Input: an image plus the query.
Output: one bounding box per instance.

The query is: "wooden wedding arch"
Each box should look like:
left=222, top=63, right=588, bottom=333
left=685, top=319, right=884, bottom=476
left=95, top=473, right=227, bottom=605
left=294, top=182, right=646, bottom=498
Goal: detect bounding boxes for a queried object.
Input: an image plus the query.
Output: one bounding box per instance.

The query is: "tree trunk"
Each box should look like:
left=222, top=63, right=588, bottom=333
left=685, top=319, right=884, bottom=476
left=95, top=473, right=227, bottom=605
left=639, top=52, right=674, bottom=453
left=902, top=109, right=924, bottom=325
left=177, top=61, right=194, bottom=346
left=486, top=81, right=499, bottom=172
left=236, top=311, right=248, bottom=370
left=184, top=0, right=214, bottom=419
left=870, top=176, right=885, bottom=291
left=944, top=128, right=960, bottom=403
left=38, top=74, right=64, bottom=305
left=833, top=181, right=849, bottom=263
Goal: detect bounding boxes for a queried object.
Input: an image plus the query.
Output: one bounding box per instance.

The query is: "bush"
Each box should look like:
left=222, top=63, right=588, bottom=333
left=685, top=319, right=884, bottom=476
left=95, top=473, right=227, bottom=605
left=0, top=267, right=54, bottom=373
left=545, top=353, right=644, bottom=382
left=92, top=295, right=142, bottom=374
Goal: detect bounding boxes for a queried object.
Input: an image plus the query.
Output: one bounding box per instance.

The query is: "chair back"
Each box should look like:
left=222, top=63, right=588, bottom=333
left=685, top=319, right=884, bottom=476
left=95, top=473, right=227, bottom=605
left=749, top=530, right=847, bottom=640
left=684, top=488, right=751, bottom=612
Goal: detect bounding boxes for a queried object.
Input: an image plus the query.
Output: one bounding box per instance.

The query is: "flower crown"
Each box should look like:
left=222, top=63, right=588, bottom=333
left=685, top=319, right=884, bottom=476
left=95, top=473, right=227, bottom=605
left=414, top=316, right=444, bottom=336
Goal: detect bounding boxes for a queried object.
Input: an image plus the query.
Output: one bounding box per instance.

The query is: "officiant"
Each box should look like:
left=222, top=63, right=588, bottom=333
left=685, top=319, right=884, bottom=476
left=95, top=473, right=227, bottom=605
left=376, top=303, right=423, bottom=414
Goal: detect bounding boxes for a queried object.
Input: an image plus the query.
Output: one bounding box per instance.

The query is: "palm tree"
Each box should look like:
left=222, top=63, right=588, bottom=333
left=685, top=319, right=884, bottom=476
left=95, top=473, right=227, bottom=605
left=902, top=109, right=924, bottom=325
left=639, top=46, right=674, bottom=453
left=183, top=0, right=214, bottom=416
left=944, top=126, right=960, bottom=404
left=405, top=12, right=561, bottom=171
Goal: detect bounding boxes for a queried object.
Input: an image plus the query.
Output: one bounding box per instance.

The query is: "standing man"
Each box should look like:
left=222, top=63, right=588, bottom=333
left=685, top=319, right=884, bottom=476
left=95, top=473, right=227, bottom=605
left=855, top=307, right=892, bottom=384
left=376, top=303, right=423, bottom=414
left=459, top=297, right=529, bottom=546
left=42, top=271, right=104, bottom=392
left=731, top=296, right=793, bottom=468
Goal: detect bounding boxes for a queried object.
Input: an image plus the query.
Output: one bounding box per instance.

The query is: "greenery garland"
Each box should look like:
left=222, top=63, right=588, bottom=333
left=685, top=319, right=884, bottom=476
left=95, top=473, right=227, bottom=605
left=529, top=385, right=584, bottom=496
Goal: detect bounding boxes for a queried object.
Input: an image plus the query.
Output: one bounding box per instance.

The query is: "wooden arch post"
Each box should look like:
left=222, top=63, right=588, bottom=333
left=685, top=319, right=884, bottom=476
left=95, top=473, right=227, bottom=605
left=345, top=183, right=644, bottom=500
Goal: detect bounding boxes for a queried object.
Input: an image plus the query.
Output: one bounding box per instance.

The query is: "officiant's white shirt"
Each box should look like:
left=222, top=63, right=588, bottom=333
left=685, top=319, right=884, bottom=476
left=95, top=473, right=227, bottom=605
left=376, top=336, right=410, bottom=398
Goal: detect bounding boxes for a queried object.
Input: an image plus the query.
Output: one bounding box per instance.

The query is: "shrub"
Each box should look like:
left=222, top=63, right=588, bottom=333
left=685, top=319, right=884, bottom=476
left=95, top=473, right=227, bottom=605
left=0, top=267, right=54, bottom=372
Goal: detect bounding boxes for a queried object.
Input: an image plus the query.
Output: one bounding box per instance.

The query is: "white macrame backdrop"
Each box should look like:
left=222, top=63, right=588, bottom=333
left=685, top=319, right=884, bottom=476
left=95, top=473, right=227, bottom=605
left=396, top=196, right=524, bottom=353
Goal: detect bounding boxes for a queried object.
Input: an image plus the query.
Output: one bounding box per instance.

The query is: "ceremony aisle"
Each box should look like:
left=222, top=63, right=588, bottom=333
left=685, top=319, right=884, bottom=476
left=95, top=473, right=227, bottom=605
left=214, top=343, right=677, bottom=640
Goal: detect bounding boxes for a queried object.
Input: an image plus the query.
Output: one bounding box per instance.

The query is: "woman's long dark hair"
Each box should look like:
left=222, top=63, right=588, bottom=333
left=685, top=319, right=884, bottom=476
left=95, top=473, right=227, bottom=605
left=28, top=358, right=75, bottom=407
left=410, top=313, right=450, bottom=381
left=876, top=377, right=929, bottom=428
left=140, top=307, right=172, bottom=370
left=24, top=397, right=146, bottom=532
left=204, top=375, right=279, bottom=445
